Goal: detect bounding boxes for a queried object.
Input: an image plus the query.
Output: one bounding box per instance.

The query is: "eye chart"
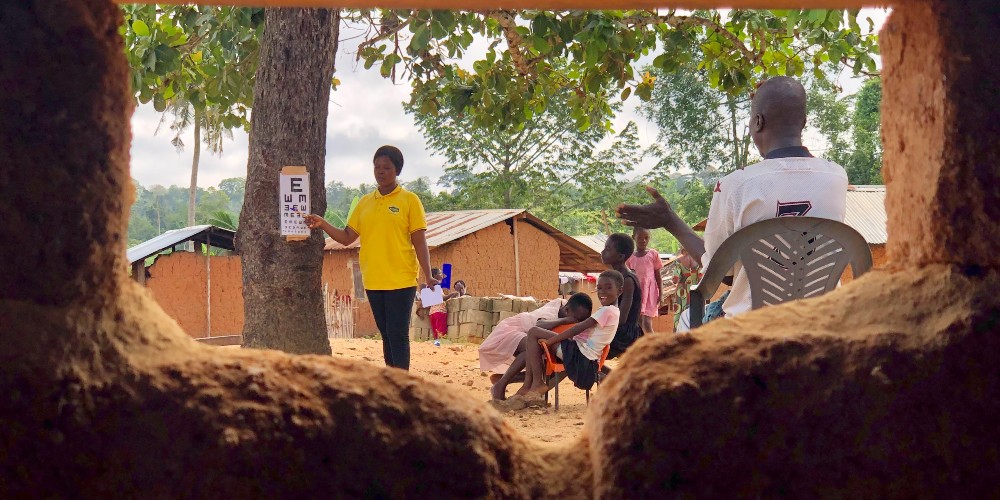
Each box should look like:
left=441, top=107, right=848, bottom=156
left=279, top=166, right=310, bottom=241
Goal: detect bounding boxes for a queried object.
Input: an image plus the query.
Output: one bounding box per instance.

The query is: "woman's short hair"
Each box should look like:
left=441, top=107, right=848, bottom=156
left=374, top=145, right=404, bottom=174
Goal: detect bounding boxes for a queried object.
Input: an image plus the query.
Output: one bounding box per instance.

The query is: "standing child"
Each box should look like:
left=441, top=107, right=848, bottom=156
left=603, top=233, right=643, bottom=359
left=514, top=270, right=623, bottom=400
left=422, top=268, right=462, bottom=340
left=627, top=227, right=663, bottom=335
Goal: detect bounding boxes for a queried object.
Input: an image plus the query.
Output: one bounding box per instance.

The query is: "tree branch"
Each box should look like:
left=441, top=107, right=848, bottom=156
left=488, top=10, right=535, bottom=78
left=354, top=11, right=416, bottom=62
left=623, top=11, right=758, bottom=66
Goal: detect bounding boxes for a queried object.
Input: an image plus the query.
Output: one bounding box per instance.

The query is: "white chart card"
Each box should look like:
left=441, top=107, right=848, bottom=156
left=279, top=166, right=310, bottom=241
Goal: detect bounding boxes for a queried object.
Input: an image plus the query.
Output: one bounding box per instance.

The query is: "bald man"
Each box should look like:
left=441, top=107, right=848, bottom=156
left=618, top=77, right=848, bottom=331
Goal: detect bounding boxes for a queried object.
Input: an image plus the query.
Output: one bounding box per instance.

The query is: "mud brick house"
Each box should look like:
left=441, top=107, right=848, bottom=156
left=133, top=210, right=602, bottom=340
left=324, top=209, right=605, bottom=336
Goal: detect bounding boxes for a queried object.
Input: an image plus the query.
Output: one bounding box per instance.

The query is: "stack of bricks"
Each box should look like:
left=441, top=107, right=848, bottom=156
left=408, top=296, right=548, bottom=343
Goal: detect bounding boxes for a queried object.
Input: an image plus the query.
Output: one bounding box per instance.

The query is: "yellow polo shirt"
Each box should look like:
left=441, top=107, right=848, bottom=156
left=347, top=185, right=427, bottom=290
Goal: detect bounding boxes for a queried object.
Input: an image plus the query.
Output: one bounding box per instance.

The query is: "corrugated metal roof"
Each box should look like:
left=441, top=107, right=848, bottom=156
left=325, top=209, right=605, bottom=272
left=572, top=234, right=607, bottom=254
left=127, top=225, right=236, bottom=264
left=845, top=185, right=887, bottom=244
left=325, top=209, right=524, bottom=250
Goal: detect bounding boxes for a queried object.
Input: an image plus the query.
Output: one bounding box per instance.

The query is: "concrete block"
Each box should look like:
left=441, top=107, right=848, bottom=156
left=446, top=298, right=459, bottom=313
left=498, top=311, right=517, bottom=323
left=458, top=323, right=484, bottom=340
left=470, top=310, right=493, bottom=326
left=479, top=297, right=490, bottom=311
left=447, top=313, right=457, bottom=326
left=411, top=313, right=430, bottom=328
left=459, top=296, right=478, bottom=311
left=494, top=299, right=513, bottom=312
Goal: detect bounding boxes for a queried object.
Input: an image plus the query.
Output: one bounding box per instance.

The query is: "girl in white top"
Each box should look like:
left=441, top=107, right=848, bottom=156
left=515, top=270, right=623, bottom=399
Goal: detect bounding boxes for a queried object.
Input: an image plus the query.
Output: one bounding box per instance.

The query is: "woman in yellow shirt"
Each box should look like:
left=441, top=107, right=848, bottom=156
left=305, top=146, right=435, bottom=370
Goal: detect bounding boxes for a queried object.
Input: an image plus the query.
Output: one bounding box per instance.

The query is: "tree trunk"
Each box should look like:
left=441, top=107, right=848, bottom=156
left=187, top=109, right=201, bottom=251
left=238, top=9, right=339, bottom=354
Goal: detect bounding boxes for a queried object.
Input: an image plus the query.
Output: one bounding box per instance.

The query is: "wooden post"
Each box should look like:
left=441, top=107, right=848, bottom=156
left=205, top=233, right=212, bottom=338
left=513, top=215, right=521, bottom=296
left=131, top=261, right=145, bottom=285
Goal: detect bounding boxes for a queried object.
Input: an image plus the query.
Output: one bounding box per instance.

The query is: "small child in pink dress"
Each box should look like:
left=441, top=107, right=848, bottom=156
left=626, top=227, right=663, bottom=334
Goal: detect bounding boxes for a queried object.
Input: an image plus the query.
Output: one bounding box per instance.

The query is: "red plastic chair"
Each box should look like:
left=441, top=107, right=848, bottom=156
left=540, top=339, right=610, bottom=411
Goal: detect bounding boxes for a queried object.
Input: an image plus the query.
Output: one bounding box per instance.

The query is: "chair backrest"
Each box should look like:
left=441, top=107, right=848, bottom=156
left=597, top=344, right=610, bottom=371
left=690, top=217, right=873, bottom=325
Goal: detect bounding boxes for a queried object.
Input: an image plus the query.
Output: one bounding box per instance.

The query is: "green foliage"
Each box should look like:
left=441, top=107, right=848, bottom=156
left=842, top=78, right=883, bottom=184
left=358, top=9, right=879, bottom=131
left=121, top=5, right=263, bottom=127
left=409, top=88, right=611, bottom=210
left=217, top=177, right=246, bottom=213
left=639, top=64, right=756, bottom=177
left=208, top=210, right=238, bottom=231
left=127, top=179, right=238, bottom=246
left=807, top=77, right=883, bottom=184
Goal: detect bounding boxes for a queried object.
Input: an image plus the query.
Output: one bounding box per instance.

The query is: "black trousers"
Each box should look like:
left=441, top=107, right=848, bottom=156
left=365, top=287, right=416, bottom=370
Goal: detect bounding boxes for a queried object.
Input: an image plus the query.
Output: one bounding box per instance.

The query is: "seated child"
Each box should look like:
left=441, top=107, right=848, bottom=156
left=487, top=293, right=593, bottom=399
left=515, top=270, right=623, bottom=400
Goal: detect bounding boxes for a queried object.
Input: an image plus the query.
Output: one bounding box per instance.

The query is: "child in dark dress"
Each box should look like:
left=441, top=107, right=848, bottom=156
left=602, top=233, right=643, bottom=359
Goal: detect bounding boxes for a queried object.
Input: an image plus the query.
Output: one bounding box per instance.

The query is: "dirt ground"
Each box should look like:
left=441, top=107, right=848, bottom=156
left=332, top=337, right=606, bottom=445
left=225, top=337, right=615, bottom=445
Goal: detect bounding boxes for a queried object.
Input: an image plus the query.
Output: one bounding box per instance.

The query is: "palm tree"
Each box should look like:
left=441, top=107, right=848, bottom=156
left=156, top=99, right=232, bottom=249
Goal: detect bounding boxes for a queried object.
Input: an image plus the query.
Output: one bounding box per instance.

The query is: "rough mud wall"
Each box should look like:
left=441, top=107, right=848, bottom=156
left=5, top=0, right=1000, bottom=498
left=146, top=252, right=244, bottom=337
left=433, top=223, right=516, bottom=296
left=590, top=265, right=1000, bottom=497
left=841, top=243, right=888, bottom=284
left=432, top=220, right=560, bottom=300
left=431, top=221, right=559, bottom=299
left=881, top=0, right=1000, bottom=267
left=0, top=2, right=588, bottom=496
left=0, top=0, right=131, bottom=304
left=515, top=220, right=561, bottom=299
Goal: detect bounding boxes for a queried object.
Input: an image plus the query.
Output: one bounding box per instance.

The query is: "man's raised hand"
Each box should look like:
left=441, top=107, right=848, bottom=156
left=616, top=186, right=676, bottom=229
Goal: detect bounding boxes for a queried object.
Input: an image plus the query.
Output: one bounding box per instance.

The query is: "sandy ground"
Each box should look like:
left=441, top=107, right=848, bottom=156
left=327, top=337, right=607, bottom=445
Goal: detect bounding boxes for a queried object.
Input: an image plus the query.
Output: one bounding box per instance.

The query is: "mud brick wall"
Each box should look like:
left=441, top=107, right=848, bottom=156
left=146, top=252, right=244, bottom=337
left=409, top=295, right=547, bottom=343
left=431, top=220, right=560, bottom=300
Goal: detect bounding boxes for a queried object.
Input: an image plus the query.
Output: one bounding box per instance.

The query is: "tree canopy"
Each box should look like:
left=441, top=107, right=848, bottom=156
left=358, top=9, right=879, bottom=130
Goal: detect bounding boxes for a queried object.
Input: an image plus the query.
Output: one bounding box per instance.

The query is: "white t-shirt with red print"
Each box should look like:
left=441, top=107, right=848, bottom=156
left=700, top=152, right=848, bottom=318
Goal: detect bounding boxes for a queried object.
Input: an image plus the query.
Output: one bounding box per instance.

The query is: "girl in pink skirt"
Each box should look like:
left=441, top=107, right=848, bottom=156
left=626, top=227, right=663, bottom=334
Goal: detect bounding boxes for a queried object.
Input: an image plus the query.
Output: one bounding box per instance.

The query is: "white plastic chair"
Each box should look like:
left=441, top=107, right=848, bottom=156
left=689, top=217, right=873, bottom=328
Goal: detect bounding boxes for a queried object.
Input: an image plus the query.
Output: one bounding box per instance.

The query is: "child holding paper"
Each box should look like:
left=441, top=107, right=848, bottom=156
left=421, top=268, right=463, bottom=339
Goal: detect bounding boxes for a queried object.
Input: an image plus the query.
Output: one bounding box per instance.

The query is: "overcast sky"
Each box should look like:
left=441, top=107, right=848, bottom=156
left=129, top=9, right=889, bottom=191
